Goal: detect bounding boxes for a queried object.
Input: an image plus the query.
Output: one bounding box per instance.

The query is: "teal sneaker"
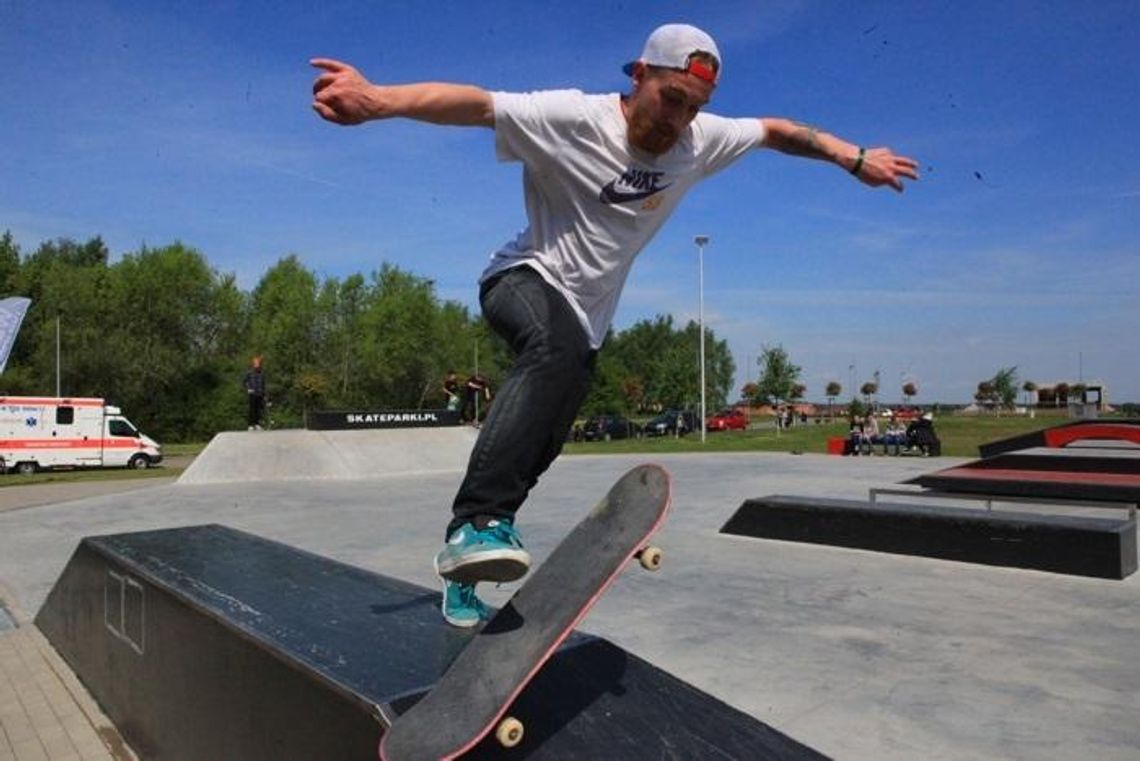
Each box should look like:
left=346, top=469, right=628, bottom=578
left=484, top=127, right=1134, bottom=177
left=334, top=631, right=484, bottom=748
left=440, top=580, right=491, bottom=628
left=433, top=519, right=531, bottom=584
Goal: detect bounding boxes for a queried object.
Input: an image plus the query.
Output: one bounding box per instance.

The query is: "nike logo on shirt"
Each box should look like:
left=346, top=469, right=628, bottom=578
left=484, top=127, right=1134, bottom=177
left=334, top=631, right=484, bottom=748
left=599, top=167, right=673, bottom=205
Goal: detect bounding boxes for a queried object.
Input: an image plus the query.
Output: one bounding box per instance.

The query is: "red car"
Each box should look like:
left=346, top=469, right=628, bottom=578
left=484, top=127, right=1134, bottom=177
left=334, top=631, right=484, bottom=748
left=705, top=408, right=748, bottom=432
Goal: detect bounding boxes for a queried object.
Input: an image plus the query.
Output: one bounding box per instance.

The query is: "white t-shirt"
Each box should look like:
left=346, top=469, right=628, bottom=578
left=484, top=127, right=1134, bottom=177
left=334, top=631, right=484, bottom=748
left=486, top=89, right=763, bottom=349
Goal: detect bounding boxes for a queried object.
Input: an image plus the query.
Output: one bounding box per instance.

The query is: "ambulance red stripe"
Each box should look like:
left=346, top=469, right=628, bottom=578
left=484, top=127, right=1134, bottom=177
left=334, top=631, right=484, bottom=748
left=2, top=439, right=146, bottom=450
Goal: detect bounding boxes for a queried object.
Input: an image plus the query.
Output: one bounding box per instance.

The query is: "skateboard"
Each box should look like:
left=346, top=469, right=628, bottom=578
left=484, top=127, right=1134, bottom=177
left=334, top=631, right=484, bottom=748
left=379, top=463, right=672, bottom=760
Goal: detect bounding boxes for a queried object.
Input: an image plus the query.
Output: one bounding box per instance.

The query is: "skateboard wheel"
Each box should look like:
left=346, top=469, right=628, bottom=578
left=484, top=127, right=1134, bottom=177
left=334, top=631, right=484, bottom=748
left=638, top=546, right=663, bottom=571
left=496, top=716, right=524, bottom=747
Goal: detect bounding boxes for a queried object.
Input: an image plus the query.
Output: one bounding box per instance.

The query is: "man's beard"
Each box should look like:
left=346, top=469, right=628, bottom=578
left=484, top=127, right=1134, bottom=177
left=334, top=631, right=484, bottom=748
left=628, top=113, right=678, bottom=155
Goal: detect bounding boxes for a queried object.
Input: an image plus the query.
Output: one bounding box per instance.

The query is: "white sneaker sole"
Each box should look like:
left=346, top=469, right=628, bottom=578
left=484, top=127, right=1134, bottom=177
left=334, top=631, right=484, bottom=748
left=434, top=548, right=531, bottom=584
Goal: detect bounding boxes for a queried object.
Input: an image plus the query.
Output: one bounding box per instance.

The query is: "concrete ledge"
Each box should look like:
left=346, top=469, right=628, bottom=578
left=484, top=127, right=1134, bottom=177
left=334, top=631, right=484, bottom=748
left=36, top=525, right=827, bottom=761
left=721, top=495, right=1138, bottom=579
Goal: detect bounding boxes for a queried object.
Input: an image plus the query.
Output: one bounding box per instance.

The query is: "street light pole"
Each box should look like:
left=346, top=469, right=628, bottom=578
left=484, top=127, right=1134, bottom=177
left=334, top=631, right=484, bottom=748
left=694, top=235, right=709, bottom=443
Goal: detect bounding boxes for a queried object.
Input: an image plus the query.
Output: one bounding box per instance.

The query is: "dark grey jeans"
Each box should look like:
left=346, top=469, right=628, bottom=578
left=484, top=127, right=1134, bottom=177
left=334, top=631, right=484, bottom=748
left=448, top=266, right=596, bottom=537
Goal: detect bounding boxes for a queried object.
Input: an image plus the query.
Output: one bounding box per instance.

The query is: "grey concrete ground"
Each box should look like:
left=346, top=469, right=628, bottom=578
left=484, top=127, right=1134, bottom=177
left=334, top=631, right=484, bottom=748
left=0, top=442, right=1137, bottom=761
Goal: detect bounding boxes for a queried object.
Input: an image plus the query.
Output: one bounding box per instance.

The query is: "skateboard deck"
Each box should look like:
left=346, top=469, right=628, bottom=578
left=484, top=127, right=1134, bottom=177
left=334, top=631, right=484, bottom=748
left=379, top=463, right=672, bottom=760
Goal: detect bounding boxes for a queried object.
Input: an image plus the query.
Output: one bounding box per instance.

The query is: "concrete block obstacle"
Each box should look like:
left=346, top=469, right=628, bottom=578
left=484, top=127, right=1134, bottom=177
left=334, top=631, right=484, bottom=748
left=35, top=524, right=827, bottom=761
left=721, top=495, right=1137, bottom=580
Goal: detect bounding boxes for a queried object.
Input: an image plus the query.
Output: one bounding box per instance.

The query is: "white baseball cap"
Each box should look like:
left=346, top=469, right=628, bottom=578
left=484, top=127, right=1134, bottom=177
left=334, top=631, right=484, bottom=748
left=622, top=23, right=721, bottom=85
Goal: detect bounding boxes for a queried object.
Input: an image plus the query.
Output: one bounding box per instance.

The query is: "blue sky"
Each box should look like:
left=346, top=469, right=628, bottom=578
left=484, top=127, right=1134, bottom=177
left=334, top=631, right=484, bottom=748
left=3, top=1, right=1138, bottom=404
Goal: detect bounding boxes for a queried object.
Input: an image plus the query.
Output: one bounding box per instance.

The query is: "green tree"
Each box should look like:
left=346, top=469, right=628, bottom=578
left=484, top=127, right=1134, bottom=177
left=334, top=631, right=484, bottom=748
left=432, top=301, right=485, bottom=406
left=356, top=264, right=452, bottom=409
left=585, top=337, right=630, bottom=416
left=860, top=381, right=878, bottom=406
left=606, top=316, right=683, bottom=412
left=0, top=230, right=20, bottom=294
left=825, top=381, right=841, bottom=419
left=189, top=272, right=248, bottom=436
left=248, top=255, right=320, bottom=424
left=1054, top=382, right=1070, bottom=408
left=752, top=344, right=802, bottom=407
left=1, top=232, right=748, bottom=441
left=584, top=316, right=732, bottom=415
left=22, top=237, right=109, bottom=277
left=8, top=237, right=112, bottom=397
left=1022, top=380, right=1037, bottom=407
left=104, top=243, right=240, bottom=438
left=987, top=366, right=1019, bottom=412
left=975, top=380, right=996, bottom=410
left=702, top=323, right=735, bottom=411
left=610, top=316, right=676, bottom=408
left=315, top=273, right=368, bottom=406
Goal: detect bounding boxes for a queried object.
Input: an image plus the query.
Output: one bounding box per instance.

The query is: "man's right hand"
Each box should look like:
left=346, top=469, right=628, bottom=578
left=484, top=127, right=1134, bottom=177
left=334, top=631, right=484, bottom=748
left=310, top=58, right=494, bottom=128
left=311, top=58, right=382, bottom=125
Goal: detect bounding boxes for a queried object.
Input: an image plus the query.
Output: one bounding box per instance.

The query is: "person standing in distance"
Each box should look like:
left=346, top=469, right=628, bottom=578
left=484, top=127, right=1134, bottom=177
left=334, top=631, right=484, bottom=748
left=442, top=369, right=461, bottom=413
left=312, top=23, right=919, bottom=626
left=242, top=356, right=267, bottom=431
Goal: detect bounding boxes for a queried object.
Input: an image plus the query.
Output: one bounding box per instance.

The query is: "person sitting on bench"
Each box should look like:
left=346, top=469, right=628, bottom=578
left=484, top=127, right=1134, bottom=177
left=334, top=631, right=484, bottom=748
left=906, top=412, right=941, bottom=456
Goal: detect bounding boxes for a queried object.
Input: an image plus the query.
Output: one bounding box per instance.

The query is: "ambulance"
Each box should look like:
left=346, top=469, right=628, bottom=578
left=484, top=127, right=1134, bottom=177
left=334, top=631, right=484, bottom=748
left=0, top=396, right=162, bottom=474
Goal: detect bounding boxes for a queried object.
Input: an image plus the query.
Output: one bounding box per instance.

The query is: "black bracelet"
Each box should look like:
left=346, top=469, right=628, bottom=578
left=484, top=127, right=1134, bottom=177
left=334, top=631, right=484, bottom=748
left=850, top=147, right=866, bottom=176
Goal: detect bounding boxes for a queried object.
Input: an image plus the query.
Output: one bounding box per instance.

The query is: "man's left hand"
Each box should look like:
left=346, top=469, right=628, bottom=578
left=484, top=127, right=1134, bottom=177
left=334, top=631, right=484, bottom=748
left=857, top=148, right=920, bottom=192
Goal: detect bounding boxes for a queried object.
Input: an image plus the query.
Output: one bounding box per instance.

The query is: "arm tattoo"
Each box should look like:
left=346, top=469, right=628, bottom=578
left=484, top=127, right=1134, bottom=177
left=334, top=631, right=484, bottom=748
left=782, top=121, right=829, bottom=159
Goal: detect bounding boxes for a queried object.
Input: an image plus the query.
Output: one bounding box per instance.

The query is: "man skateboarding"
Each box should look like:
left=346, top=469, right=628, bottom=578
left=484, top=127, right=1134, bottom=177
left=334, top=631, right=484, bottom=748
left=312, top=22, right=919, bottom=627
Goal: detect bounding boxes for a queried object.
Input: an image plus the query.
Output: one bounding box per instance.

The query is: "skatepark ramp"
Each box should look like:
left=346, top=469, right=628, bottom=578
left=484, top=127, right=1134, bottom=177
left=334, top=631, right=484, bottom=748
left=978, top=419, right=1140, bottom=458
left=36, top=525, right=829, bottom=761
left=178, top=427, right=478, bottom=485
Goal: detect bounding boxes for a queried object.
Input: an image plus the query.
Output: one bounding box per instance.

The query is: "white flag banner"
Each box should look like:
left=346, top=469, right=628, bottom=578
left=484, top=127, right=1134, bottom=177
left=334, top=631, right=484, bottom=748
left=0, top=297, right=31, bottom=374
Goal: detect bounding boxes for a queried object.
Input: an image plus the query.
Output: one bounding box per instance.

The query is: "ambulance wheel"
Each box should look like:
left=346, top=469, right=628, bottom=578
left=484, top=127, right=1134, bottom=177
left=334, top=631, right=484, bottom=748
left=128, top=454, right=151, bottom=470
left=16, top=462, right=37, bottom=476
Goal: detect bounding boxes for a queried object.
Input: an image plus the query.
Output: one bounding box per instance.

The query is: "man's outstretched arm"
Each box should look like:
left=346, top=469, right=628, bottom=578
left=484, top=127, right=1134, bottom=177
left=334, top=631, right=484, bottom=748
left=310, top=58, right=494, bottom=127
left=760, top=118, right=919, bottom=192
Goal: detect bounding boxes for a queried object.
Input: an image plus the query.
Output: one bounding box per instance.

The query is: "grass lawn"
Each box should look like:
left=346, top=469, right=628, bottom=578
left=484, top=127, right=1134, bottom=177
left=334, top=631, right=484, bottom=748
left=0, top=442, right=205, bottom=488
left=563, top=410, right=1096, bottom=458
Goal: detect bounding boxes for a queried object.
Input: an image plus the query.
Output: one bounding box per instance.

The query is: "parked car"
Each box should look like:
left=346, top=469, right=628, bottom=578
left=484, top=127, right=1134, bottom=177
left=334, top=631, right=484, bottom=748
left=890, top=406, right=922, bottom=421
left=581, top=414, right=636, bottom=442
left=705, top=408, right=748, bottom=432
left=641, top=409, right=699, bottom=437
